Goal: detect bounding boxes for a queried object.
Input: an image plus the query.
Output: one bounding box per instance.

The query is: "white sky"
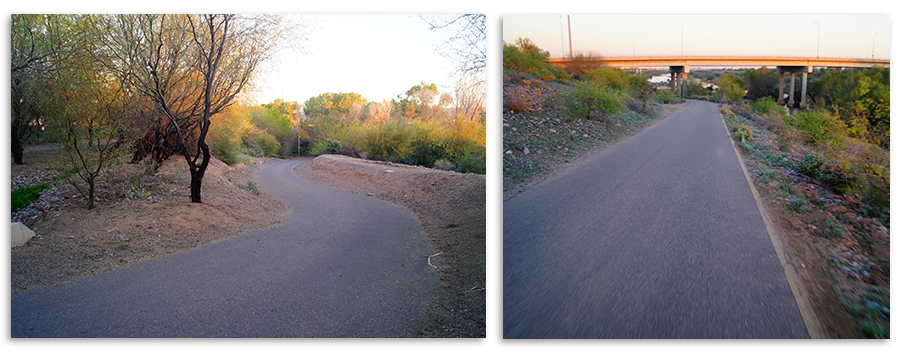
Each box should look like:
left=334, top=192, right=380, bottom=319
left=251, top=14, right=462, bottom=106
left=504, top=14, right=891, bottom=60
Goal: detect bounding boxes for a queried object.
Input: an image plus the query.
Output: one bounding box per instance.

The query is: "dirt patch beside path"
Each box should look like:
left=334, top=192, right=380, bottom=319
left=11, top=151, right=289, bottom=293
left=296, top=155, right=486, bottom=338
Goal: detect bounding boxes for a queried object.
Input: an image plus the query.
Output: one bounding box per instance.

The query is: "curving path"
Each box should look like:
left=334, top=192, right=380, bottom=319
left=12, top=158, right=437, bottom=337
left=503, top=100, right=808, bottom=338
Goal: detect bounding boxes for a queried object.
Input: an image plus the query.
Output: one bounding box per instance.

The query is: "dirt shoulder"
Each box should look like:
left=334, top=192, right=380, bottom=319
left=295, top=155, right=486, bottom=338
left=11, top=149, right=289, bottom=293
left=722, top=109, right=890, bottom=339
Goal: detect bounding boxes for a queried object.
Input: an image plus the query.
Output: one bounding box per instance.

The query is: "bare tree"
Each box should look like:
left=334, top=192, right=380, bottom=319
left=420, top=14, right=486, bottom=79
left=96, top=14, right=290, bottom=203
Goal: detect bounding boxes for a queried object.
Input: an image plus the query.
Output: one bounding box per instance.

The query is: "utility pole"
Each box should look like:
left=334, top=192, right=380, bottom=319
left=815, top=22, right=820, bottom=58
left=560, top=16, right=565, bottom=57
left=873, top=31, right=880, bottom=59
left=568, top=15, right=573, bottom=58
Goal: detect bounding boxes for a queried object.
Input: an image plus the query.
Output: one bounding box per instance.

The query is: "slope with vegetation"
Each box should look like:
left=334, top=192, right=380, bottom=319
left=719, top=67, right=889, bottom=338
left=502, top=37, right=685, bottom=198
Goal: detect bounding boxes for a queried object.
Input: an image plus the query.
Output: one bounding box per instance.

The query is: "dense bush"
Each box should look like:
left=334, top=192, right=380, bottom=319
left=583, top=67, right=630, bottom=90
left=566, top=80, right=625, bottom=121
left=503, top=38, right=569, bottom=82
left=751, top=96, right=782, bottom=115
left=358, top=120, right=413, bottom=162
left=786, top=109, right=847, bottom=148
left=656, top=88, right=679, bottom=104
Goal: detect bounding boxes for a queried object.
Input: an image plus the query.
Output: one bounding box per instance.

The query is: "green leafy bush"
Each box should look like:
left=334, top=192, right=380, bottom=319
left=751, top=96, right=781, bottom=115
left=454, top=147, right=486, bottom=174
left=359, top=121, right=413, bottom=162
left=583, top=67, right=630, bottom=90
left=566, top=80, right=625, bottom=121
left=325, top=139, right=343, bottom=154
left=12, top=183, right=51, bottom=211
left=656, top=88, right=679, bottom=104
left=210, top=135, right=241, bottom=165
left=241, top=130, right=281, bottom=157
left=786, top=109, right=847, bottom=149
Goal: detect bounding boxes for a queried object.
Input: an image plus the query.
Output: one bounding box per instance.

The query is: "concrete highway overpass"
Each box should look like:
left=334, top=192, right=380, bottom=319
left=549, top=55, right=890, bottom=106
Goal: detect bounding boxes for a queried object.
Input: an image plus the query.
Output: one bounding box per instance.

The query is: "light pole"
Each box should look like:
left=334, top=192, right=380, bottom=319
left=681, top=22, right=685, bottom=56
left=873, top=31, right=880, bottom=59
left=814, top=22, right=820, bottom=58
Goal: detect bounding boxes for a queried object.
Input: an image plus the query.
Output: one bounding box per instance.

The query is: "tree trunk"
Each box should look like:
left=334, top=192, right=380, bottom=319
left=88, top=178, right=96, bottom=210
left=11, top=120, right=25, bottom=165
left=189, top=141, right=211, bottom=203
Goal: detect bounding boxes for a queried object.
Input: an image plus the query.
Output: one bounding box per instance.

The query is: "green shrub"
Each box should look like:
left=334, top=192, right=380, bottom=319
left=583, top=67, right=630, bottom=90
left=210, top=135, right=241, bottom=165
left=656, top=88, right=679, bottom=104
left=566, top=80, right=625, bottom=121
left=359, top=121, right=413, bottom=162
left=325, top=139, right=343, bottom=154
left=503, top=38, right=569, bottom=82
left=751, top=96, right=781, bottom=115
left=12, top=183, right=51, bottom=212
left=454, top=147, right=486, bottom=174
left=241, top=130, right=281, bottom=157
left=786, top=109, right=847, bottom=149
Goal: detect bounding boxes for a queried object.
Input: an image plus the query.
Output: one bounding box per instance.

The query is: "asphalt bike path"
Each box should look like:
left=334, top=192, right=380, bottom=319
left=12, top=158, right=437, bottom=337
left=503, top=100, right=808, bottom=338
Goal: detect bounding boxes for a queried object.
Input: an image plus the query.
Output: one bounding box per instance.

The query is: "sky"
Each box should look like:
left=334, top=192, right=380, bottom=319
left=250, top=14, right=464, bottom=106
left=503, top=14, right=891, bottom=60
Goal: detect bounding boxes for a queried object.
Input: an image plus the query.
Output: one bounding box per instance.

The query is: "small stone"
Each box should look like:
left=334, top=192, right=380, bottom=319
left=523, top=147, right=530, bottom=155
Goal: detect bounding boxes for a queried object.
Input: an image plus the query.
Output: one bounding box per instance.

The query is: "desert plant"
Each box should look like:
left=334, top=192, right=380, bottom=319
left=325, top=139, right=343, bottom=154
left=656, top=88, right=679, bottom=104
left=566, top=80, right=625, bottom=121
left=785, top=109, right=847, bottom=149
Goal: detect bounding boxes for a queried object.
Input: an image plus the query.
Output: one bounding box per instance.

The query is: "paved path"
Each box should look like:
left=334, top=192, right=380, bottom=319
left=12, top=159, right=437, bottom=337
left=503, top=100, right=808, bottom=338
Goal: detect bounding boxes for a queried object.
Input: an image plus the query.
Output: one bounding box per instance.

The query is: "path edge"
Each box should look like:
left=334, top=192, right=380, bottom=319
left=719, top=112, right=826, bottom=339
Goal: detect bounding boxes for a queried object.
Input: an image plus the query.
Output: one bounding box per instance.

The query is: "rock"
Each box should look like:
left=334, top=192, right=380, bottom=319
left=11, top=222, right=35, bottom=247
left=523, top=147, right=530, bottom=155
left=827, top=205, right=850, bottom=215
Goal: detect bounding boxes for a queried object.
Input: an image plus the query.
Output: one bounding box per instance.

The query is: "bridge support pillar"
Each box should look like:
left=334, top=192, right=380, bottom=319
left=777, top=65, right=813, bottom=109
left=777, top=72, right=785, bottom=105
left=789, top=72, right=796, bottom=107
left=800, top=72, right=808, bottom=108
left=669, top=65, right=689, bottom=98
left=671, top=72, right=677, bottom=93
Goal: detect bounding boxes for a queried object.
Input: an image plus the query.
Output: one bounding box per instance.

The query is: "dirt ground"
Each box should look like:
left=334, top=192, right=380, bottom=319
left=11, top=148, right=485, bottom=338
left=11, top=149, right=289, bottom=293
left=296, top=155, right=485, bottom=338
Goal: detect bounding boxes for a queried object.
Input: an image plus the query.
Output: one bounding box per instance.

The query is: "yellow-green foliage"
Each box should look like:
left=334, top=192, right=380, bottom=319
left=720, top=107, right=734, bottom=117
left=357, top=119, right=413, bottom=161
left=786, top=109, right=847, bottom=149
left=734, top=124, right=754, bottom=142
left=583, top=67, right=630, bottom=90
